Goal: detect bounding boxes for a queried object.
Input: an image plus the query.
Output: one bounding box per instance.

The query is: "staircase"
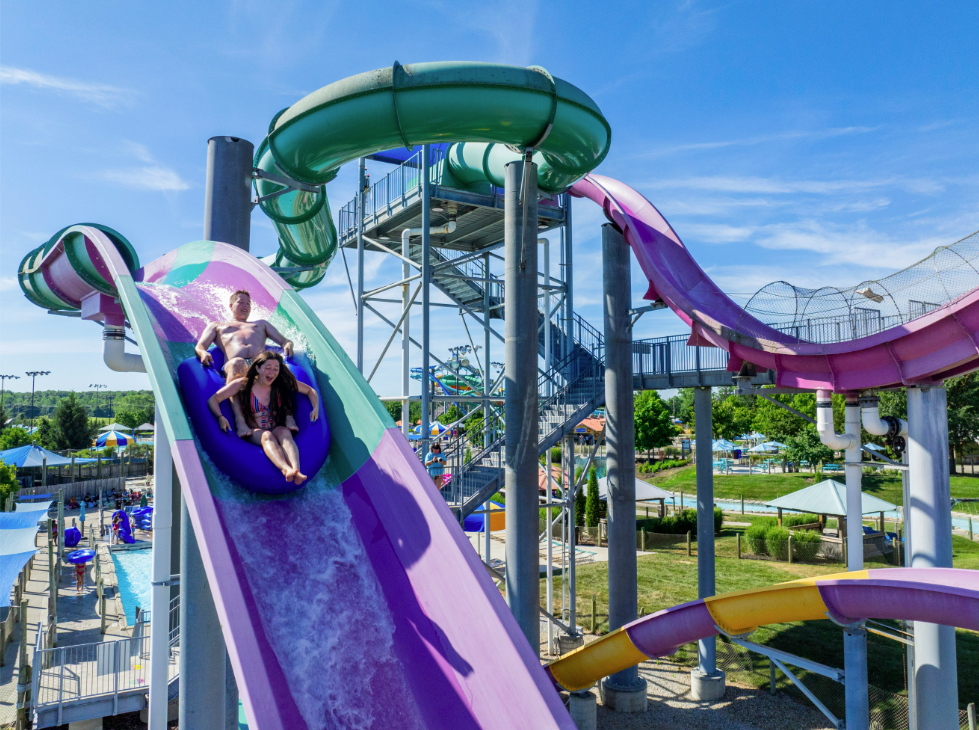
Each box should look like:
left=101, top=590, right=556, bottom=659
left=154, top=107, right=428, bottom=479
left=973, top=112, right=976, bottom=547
left=416, top=242, right=606, bottom=518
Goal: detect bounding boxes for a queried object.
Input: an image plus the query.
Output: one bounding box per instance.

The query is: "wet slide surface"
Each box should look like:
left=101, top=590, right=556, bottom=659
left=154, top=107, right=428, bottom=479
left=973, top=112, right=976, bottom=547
left=571, top=174, right=979, bottom=391
left=27, top=227, right=573, bottom=730
left=546, top=568, right=979, bottom=692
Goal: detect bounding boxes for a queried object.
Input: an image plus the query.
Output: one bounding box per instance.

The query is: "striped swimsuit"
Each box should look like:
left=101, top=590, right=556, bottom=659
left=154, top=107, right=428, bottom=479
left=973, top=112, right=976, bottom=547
left=251, top=394, right=272, bottom=431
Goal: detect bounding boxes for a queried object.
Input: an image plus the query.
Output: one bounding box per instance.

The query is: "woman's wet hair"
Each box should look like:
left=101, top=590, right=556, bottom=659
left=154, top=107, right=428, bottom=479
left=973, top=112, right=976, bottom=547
left=236, top=350, right=298, bottom=428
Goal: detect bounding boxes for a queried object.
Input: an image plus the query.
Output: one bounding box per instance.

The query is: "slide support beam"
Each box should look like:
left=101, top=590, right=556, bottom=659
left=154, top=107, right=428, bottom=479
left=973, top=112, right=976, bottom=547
left=504, top=158, right=541, bottom=654
left=907, top=386, right=959, bottom=729
left=601, top=224, right=647, bottom=709
left=844, top=397, right=870, bottom=730
left=148, top=416, right=172, bottom=730
left=691, top=386, right=726, bottom=700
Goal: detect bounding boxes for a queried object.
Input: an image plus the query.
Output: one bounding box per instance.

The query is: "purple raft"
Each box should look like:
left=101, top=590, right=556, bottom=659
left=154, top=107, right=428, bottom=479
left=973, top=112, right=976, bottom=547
left=176, top=349, right=331, bottom=495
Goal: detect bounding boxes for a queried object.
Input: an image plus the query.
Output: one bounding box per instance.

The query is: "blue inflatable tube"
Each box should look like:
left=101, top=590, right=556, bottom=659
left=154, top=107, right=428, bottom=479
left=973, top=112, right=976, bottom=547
left=66, top=549, right=96, bottom=564
left=176, top=348, right=331, bottom=495
left=64, top=526, right=81, bottom=548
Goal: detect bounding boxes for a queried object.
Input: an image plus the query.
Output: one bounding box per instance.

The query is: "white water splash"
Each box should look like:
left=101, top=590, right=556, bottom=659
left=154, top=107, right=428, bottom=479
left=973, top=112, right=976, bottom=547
left=215, top=463, right=425, bottom=730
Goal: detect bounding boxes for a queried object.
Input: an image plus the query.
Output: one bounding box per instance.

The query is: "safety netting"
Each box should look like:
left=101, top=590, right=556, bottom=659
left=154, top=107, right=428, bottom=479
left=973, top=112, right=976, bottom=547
left=736, top=229, right=979, bottom=344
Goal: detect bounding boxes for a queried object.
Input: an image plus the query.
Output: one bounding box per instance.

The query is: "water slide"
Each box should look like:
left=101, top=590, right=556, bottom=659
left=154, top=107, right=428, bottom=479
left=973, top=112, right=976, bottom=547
left=570, top=174, right=979, bottom=391
left=546, top=568, right=979, bottom=692
left=15, top=61, right=979, bottom=727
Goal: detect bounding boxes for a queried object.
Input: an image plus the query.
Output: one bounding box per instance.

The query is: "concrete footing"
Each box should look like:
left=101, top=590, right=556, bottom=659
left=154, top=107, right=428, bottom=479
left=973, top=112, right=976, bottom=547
left=68, top=719, right=103, bottom=730
left=554, top=633, right=584, bottom=656
left=690, top=668, right=726, bottom=700
left=600, top=677, right=648, bottom=713
left=568, top=690, right=597, bottom=729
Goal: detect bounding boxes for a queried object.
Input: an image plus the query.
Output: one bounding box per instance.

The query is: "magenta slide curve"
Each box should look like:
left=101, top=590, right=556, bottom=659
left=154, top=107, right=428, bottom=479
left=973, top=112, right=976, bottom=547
left=571, top=174, right=979, bottom=391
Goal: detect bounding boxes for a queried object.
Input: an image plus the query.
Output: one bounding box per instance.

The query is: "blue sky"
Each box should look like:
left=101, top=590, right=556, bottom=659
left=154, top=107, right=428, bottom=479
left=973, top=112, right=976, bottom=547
left=2, top=1, right=977, bottom=397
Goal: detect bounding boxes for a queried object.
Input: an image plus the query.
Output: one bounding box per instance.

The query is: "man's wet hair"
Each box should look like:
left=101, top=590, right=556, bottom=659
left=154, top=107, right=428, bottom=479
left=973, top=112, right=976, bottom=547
left=230, top=290, right=251, bottom=307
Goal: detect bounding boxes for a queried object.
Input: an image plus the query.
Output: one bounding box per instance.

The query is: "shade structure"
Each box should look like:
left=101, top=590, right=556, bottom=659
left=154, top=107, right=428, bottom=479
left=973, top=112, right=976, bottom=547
left=0, top=526, right=39, bottom=608
left=748, top=443, right=779, bottom=453
left=863, top=443, right=885, bottom=452
left=95, top=430, right=132, bottom=448
left=765, top=480, right=898, bottom=516
left=0, top=511, right=49, bottom=529
left=409, top=422, right=450, bottom=439
left=712, top=439, right=739, bottom=452
left=538, top=464, right=564, bottom=492
left=0, top=444, right=95, bottom=468
left=767, top=441, right=788, bottom=448
left=597, top=477, right=674, bottom=502
left=98, top=423, right=133, bottom=432
left=135, top=423, right=154, bottom=432
left=14, top=501, right=54, bottom=514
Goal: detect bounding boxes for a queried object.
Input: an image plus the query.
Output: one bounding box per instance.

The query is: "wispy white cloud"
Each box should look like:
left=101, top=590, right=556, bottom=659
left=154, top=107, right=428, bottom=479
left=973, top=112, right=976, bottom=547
left=0, top=277, right=18, bottom=292
left=0, top=65, right=135, bottom=110
left=640, top=175, right=944, bottom=195
left=641, top=126, right=879, bottom=159
left=89, top=142, right=190, bottom=192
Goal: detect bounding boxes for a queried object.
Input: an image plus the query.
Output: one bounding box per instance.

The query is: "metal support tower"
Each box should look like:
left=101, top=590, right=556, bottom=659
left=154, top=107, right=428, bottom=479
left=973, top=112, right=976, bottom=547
left=601, top=224, right=646, bottom=698
left=503, top=158, right=540, bottom=653
left=181, top=134, right=251, bottom=730
left=843, top=398, right=870, bottom=730
left=907, top=385, right=959, bottom=728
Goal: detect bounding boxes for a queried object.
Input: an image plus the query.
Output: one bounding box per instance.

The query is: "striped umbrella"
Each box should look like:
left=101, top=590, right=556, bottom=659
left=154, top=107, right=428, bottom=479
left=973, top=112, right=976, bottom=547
left=95, top=430, right=132, bottom=448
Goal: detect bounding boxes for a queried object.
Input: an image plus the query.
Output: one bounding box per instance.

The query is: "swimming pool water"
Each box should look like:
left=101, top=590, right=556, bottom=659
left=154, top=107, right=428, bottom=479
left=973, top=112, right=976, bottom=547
left=110, top=547, right=153, bottom=625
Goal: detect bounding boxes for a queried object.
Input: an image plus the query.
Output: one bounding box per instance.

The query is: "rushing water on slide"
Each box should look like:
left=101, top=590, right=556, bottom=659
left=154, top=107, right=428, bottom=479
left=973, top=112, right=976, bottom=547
left=204, top=454, right=426, bottom=730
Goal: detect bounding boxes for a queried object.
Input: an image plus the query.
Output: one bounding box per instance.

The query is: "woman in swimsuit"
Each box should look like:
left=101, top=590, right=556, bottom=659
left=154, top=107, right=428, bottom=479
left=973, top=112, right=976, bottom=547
left=207, top=350, right=319, bottom=485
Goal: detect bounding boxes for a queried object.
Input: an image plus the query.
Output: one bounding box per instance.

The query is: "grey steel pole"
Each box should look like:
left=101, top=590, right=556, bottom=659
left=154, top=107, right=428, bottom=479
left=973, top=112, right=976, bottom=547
left=567, top=434, right=577, bottom=633
left=192, top=134, right=246, bottom=729
left=691, top=386, right=725, bottom=699
left=901, top=448, right=917, bottom=729
left=564, top=196, right=574, bottom=364
left=483, top=252, right=492, bottom=568
left=148, top=414, right=172, bottom=730
left=402, top=250, right=411, bottom=439
left=601, top=224, right=645, bottom=695
left=356, top=157, right=366, bottom=373
left=179, top=498, right=229, bottom=730
left=421, top=145, right=432, bottom=457
left=843, top=399, right=870, bottom=730
left=907, top=385, right=959, bottom=729
left=203, top=136, right=253, bottom=249
left=504, top=157, right=540, bottom=653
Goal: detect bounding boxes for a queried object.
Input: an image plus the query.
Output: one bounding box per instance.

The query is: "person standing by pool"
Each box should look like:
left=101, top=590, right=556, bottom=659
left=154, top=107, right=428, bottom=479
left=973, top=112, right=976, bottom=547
left=424, top=442, right=446, bottom=488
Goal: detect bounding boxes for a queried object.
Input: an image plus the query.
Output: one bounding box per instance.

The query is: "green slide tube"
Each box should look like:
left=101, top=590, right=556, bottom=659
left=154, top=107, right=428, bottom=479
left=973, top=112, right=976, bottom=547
left=254, top=61, right=611, bottom=289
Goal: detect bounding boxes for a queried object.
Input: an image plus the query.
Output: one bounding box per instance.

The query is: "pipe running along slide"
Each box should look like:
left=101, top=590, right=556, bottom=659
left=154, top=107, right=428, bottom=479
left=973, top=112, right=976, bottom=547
left=15, top=62, right=979, bottom=728
left=546, top=568, right=979, bottom=692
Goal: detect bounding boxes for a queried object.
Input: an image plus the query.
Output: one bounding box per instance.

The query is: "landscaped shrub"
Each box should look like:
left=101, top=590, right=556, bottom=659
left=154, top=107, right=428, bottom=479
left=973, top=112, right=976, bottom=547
left=782, top=513, right=819, bottom=528
left=637, top=458, right=690, bottom=475
left=766, top=526, right=791, bottom=561
left=791, top=529, right=822, bottom=562
left=714, top=507, right=724, bottom=534
left=637, top=508, right=717, bottom=536
left=745, top=524, right=768, bottom=555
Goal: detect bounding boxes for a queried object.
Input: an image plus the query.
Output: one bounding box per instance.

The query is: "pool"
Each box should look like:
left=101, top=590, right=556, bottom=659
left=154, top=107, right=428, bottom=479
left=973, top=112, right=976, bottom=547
left=110, top=547, right=153, bottom=625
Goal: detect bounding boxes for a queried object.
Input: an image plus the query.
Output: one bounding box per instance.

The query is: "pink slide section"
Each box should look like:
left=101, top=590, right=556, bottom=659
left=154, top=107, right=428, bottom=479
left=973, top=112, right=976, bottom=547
left=571, top=174, right=979, bottom=392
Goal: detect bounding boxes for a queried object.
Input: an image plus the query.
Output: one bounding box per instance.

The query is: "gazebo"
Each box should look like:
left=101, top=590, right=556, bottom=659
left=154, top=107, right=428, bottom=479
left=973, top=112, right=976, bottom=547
left=765, top=479, right=898, bottom=540
left=597, top=476, right=674, bottom=517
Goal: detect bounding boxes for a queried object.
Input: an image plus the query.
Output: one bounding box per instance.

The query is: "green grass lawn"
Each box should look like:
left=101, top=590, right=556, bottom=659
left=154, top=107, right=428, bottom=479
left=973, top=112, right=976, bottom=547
left=548, top=520, right=979, bottom=708
left=652, top=464, right=979, bottom=506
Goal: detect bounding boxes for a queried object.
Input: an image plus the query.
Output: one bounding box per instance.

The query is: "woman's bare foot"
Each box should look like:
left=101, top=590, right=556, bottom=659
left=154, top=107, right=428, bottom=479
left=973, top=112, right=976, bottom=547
left=281, top=466, right=295, bottom=482
left=293, top=471, right=308, bottom=485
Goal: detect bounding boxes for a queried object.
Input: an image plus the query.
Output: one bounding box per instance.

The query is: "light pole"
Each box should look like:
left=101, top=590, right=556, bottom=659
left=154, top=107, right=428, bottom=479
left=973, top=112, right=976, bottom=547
left=25, top=371, right=50, bottom=432
left=105, top=392, right=115, bottom=422
left=0, top=374, right=20, bottom=427
left=90, top=384, right=107, bottom=425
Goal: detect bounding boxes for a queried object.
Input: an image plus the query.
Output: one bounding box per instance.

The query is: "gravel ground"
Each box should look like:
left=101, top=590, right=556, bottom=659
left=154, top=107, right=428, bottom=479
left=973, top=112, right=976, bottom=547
left=549, top=637, right=834, bottom=730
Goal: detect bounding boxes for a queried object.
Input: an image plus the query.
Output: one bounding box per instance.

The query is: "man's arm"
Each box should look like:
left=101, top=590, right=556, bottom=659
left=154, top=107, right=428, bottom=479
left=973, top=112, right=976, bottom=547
left=262, top=321, right=294, bottom=358
left=195, top=322, right=219, bottom=366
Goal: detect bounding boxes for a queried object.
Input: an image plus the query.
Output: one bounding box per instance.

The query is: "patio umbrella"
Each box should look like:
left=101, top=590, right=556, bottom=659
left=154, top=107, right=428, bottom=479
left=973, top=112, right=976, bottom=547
left=748, top=443, right=779, bottom=453
left=863, top=443, right=885, bottom=451
left=767, top=441, right=788, bottom=448
left=95, top=430, right=132, bottom=448
left=711, top=439, right=739, bottom=452
left=411, top=422, right=450, bottom=437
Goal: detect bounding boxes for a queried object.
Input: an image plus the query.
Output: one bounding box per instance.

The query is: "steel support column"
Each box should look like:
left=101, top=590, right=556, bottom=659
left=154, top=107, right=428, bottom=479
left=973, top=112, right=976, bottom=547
left=148, top=413, right=172, bottom=730
left=844, top=398, right=870, bottom=730
left=601, top=224, right=646, bottom=695
left=691, top=386, right=725, bottom=699
left=420, top=145, right=432, bottom=456
left=356, top=157, right=366, bottom=373
left=190, top=134, right=248, bottom=730
left=504, top=158, right=540, bottom=653
left=907, top=385, right=959, bottom=729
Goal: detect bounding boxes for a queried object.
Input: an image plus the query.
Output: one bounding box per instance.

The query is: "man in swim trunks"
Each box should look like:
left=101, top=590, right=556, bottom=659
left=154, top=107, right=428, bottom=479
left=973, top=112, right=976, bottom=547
left=195, top=290, right=296, bottom=437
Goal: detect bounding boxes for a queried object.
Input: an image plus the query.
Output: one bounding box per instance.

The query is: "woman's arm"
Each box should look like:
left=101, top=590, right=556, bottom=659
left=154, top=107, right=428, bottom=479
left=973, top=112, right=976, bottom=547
left=208, top=381, right=243, bottom=432
left=297, top=382, right=320, bottom=422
